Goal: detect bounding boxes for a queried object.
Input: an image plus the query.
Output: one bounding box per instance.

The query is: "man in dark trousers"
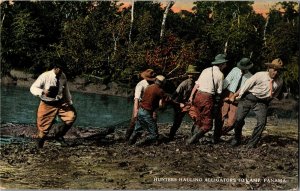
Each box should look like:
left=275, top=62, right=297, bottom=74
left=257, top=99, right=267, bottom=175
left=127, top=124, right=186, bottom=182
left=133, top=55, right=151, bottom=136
left=229, top=58, right=284, bottom=148
left=213, top=58, right=253, bottom=143
left=30, top=63, right=77, bottom=148
left=168, top=65, right=200, bottom=141
left=128, top=75, right=169, bottom=146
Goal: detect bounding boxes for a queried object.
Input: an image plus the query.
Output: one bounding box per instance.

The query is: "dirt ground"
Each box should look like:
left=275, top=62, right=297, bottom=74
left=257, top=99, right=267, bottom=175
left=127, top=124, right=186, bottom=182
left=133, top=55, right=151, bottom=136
left=0, top=118, right=298, bottom=190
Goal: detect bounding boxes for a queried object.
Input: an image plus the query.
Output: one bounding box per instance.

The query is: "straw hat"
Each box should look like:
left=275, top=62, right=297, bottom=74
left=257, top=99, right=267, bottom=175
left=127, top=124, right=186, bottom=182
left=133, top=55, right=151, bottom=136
left=156, top=75, right=166, bottom=83
left=265, top=58, right=284, bottom=69
left=186, top=65, right=200, bottom=74
left=140, top=69, right=156, bottom=81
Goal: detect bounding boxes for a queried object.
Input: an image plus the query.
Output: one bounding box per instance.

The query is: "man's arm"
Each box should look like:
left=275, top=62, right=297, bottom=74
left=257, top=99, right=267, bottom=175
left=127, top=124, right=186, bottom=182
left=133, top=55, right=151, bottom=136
left=235, top=74, right=257, bottom=100
left=272, top=79, right=284, bottom=100
left=188, top=84, right=199, bottom=103
left=30, top=74, right=45, bottom=97
left=223, top=68, right=235, bottom=90
left=133, top=98, right=139, bottom=118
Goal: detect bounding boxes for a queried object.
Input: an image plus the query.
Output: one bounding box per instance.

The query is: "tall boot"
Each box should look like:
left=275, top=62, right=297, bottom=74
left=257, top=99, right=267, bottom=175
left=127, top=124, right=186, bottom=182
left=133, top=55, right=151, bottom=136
left=128, top=132, right=141, bottom=145
left=35, top=131, right=46, bottom=149
left=36, top=137, right=46, bottom=149
left=125, top=128, right=134, bottom=141
left=190, top=123, right=196, bottom=135
left=230, top=127, right=242, bottom=147
left=222, top=126, right=234, bottom=135
left=125, top=117, right=136, bottom=141
left=54, top=124, right=72, bottom=147
left=169, top=108, right=184, bottom=141
left=186, top=128, right=206, bottom=145
left=213, top=121, right=222, bottom=144
left=168, top=125, right=178, bottom=141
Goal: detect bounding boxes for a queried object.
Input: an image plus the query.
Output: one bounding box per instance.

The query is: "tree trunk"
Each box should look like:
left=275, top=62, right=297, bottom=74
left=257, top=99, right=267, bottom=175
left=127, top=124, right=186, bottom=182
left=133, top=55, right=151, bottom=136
left=128, top=0, right=134, bottom=44
left=112, top=32, right=118, bottom=56
left=160, top=1, right=174, bottom=40
left=0, top=14, right=5, bottom=31
left=224, top=41, right=228, bottom=54
left=263, top=16, right=269, bottom=46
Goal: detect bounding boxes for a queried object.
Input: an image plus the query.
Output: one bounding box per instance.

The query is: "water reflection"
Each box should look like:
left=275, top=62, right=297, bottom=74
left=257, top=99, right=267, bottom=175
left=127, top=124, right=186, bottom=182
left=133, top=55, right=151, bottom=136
left=0, top=86, right=176, bottom=127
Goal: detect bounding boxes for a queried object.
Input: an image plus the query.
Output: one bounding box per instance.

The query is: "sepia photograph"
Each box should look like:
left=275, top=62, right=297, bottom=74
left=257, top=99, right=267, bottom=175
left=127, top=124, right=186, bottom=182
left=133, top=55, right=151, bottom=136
left=0, top=0, right=299, bottom=190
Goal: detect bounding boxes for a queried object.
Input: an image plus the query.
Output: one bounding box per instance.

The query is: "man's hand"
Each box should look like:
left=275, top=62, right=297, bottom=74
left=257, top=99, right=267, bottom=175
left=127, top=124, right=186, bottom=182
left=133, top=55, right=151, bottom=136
left=179, top=103, right=185, bottom=108
left=228, top=96, right=235, bottom=103
left=42, top=89, right=49, bottom=96
left=153, top=112, right=157, bottom=121
left=188, top=97, right=193, bottom=104
left=223, top=97, right=231, bottom=103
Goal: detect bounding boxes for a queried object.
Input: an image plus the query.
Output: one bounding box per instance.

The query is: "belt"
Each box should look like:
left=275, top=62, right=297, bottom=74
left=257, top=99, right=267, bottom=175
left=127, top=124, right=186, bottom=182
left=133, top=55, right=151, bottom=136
left=197, top=90, right=213, bottom=96
left=41, top=99, right=63, bottom=106
left=140, top=106, right=153, bottom=113
left=244, top=93, right=272, bottom=104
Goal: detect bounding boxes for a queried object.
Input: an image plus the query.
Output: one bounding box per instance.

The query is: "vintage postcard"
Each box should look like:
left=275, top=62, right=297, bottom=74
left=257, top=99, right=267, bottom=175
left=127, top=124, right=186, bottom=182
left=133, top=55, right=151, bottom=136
left=0, top=0, right=298, bottom=190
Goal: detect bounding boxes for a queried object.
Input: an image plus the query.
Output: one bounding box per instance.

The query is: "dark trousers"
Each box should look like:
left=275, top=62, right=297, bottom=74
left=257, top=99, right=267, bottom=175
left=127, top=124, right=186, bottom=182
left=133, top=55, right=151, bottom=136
left=169, top=105, right=186, bottom=138
left=233, top=93, right=269, bottom=147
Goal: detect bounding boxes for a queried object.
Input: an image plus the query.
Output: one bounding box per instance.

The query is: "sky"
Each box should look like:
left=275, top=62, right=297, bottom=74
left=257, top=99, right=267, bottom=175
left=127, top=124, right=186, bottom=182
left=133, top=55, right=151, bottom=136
left=171, top=1, right=275, bottom=16
left=120, top=1, right=281, bottom=17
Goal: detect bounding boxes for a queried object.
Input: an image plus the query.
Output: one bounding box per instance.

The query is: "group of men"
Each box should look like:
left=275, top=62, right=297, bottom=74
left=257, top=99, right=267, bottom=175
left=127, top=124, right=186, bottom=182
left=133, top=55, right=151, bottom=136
left=124, top=54, right=284, bottom=148
left=30, top=54, right=284, bottom=149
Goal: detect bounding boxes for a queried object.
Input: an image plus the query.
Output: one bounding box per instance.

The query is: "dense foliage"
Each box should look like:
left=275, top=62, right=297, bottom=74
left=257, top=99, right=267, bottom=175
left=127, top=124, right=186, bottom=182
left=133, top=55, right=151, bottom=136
left=1, top=1, right=299, bottom=94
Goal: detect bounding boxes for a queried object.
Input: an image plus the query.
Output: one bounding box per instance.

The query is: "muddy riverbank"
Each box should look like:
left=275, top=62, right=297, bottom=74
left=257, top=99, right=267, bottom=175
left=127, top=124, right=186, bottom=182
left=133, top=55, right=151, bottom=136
left=0, top=118, right=298, bottom=190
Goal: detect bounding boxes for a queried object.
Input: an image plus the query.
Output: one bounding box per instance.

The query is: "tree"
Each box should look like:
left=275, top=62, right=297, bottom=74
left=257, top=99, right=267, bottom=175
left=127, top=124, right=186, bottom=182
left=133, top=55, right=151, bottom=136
left=160, top=1, right=174, bottom=40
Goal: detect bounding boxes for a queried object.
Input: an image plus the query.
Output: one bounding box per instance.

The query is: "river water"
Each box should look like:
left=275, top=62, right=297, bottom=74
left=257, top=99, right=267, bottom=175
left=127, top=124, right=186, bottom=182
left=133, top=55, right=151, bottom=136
left=1, top=86, right=176, bottom=128
left=1, top=86, right=297, bottom=128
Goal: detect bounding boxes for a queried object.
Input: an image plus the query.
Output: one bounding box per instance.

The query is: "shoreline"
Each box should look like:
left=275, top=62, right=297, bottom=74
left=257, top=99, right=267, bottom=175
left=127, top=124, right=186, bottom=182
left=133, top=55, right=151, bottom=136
left=1, top=74, right=135, bottom=98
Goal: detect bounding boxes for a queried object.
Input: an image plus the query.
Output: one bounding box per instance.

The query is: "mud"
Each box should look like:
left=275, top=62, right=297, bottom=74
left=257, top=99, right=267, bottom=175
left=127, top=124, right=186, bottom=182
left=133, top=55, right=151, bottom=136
left=0, top=119, right=298, bottom=190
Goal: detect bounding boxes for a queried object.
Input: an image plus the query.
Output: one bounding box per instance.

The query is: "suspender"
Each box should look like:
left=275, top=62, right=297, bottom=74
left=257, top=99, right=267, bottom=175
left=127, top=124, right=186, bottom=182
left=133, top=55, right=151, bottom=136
left=212, top=67, right=216, bottom=95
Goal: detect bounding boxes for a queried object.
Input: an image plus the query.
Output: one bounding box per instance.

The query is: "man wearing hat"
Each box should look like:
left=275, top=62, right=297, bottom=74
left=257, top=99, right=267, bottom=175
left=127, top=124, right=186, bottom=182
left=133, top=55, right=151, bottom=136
left=168, top=65, right=200, bottom=141
left=213, top=58, right=253, bottom=143
left=30, top=63, right=77, bottom=148
left=229, top=58, right=284, bottom=148
left=186, top=54, right=227, bottom=144
left=128, top=75, right=170, bottom=145
left=125, top=69, right=156, bottom=140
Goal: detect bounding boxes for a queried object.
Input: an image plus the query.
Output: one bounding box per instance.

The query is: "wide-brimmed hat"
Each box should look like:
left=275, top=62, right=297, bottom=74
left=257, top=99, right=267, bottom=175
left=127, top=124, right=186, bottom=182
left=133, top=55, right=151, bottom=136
left=237, top=58, right=253, bottom=70
left=140, top=69, right=156, bottom=81
left=186, top=65, right=200, bottom=74
left=265, top=58, right=285, bottom=70
left=212, top=54, right=228, bottom=65
left=156, top=75, right=166, bottom=83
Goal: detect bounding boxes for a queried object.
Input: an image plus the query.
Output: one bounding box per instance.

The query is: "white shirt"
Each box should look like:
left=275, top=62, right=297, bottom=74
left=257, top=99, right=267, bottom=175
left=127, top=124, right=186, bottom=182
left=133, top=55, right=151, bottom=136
left=134, top=79, right=150, bottom=100
left=195, top=66, right=224, bottom=95
left=30, top=69, right=72, bottom=104
left=238, top=71, right=283, bottom=99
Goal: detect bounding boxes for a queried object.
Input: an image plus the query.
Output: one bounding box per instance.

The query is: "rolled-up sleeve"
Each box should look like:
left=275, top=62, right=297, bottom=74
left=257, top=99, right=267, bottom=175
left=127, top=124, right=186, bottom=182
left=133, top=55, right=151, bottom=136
left=30, top=74, right=44, bottom=96
left=237, top=75, right=256, bottom=99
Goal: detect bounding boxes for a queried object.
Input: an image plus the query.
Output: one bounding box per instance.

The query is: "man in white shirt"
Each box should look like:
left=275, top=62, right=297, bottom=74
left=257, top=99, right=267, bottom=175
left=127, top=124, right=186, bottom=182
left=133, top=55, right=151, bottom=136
left=125, top=69, right=156, bottom=140
left=30, top=63, right=76, bottom=148
left=186, top=54, right=227, bottom=144
left=229, top=58, right=284, bottom=148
